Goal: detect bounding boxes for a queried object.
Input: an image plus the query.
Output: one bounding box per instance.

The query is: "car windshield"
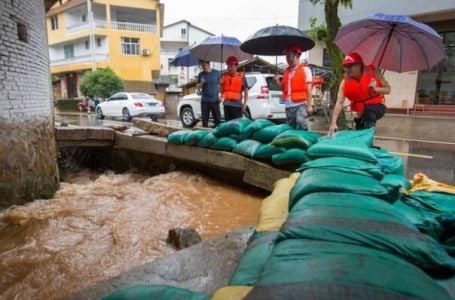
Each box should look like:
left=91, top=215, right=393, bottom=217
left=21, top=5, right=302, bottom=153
left=265, top=76, right=281, bottom=91
left=131, top=93, right=154, bottom=100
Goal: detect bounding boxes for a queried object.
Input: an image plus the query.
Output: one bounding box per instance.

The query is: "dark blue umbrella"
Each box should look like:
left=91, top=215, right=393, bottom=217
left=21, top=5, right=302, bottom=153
left=335, top=13, right=446, bottom=72
left=171, top=45, right=199, bottom=67
left=189, top=35, right=253, bottom=63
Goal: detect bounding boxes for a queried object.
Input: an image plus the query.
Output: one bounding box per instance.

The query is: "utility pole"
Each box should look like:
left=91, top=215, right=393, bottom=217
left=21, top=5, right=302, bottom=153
left=87, top=0, right=96, bottom=71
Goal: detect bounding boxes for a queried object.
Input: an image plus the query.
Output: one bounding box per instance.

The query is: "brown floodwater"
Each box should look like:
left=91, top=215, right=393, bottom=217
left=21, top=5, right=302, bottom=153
left=0, top=171, right=263, bottom=300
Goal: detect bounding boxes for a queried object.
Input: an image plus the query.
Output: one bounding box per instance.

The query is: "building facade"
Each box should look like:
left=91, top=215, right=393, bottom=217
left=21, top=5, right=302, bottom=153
left=0, top=0, right=59, bottom=209
left=47, top=0, right=164, bottom=99
left=160, top=20, right=214, bottom=87
left=298, top=0, right=455, bottom=111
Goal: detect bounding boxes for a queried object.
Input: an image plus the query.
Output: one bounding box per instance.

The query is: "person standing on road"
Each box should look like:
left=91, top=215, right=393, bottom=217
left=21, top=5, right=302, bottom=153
left=329, top=52, right=391, bottom=134
left=197, top=60, right=221, bottom=128
left=220, top=56, right=249, bottom=121
left=274, top=45, right=313, bottom=130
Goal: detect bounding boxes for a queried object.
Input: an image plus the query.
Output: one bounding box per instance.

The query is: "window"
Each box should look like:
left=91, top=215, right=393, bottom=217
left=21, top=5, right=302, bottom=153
left=121, top=37, right=140, bottom=55
left=51, top=16, right=58, bottom=30
left=132, top=93, right=153, bottom=99
left=246, top=77, right=257, bottom=90
left=168, top=58, right=173, bottom=71
left=181, top=28, right=186, bottom=35
left=81, top=14, right=87, bottom=22
left=16, top=22, right=28, bottom=43
left=64, top=44, right=74, bottom=59
left=85, top=40, right=90, bottom=50
left=96, top=38, right=101, bottom=47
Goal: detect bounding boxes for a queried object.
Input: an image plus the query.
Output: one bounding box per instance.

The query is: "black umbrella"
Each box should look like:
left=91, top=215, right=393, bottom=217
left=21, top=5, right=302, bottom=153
left=241, top=25, right=315, bottom=57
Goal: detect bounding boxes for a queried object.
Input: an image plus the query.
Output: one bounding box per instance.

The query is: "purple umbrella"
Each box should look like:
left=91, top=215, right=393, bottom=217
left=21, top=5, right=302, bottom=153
left=335, top=13, right=446, bottom=73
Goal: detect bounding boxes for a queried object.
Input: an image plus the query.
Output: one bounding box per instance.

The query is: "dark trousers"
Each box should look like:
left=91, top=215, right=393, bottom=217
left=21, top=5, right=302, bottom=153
left=224, top=105, right=243, bottom=121
left=201, top=101, right=221, bottom=128
left=355, top=103, right=386, bottom=130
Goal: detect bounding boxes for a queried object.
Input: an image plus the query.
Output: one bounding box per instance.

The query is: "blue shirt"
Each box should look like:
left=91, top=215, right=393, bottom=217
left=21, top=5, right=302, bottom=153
left=198, top=69, right=221, bottom=102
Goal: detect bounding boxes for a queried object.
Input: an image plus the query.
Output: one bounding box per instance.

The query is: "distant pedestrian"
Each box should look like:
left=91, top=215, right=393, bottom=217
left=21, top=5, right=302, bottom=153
left=196, top=60, right=221, bottom=128
left=329, top=52, right=391, bottom=135
left=220, top=56, right=249, bottom=121
left=274, top=45, right=313, bottom=130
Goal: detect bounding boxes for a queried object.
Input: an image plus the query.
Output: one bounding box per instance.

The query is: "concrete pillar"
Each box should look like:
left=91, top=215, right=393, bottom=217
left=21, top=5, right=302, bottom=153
left=0, top=0, right=59, bottom=209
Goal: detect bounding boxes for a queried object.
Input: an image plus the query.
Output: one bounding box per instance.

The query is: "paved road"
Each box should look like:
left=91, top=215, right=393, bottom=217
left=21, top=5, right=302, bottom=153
left=55, top=113, right=454, bottom=184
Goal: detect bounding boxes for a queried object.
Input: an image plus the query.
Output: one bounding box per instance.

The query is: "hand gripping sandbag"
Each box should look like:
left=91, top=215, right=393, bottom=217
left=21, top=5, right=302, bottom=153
left=252, top=144, right=286, bottom=161
left=246, top=239, right=451, bottom=300
left=307, top=138, right=378, bottom=163
left=270, top=130, right=320, bottom=150
left=318, top=127, right=375, bottom=146
left=298, top=157, right=384, bottom=180
left=213, top=118, right=252, bottom=137
left=184, top=130, right=210, bottom=146
left=232, top=140, right=262, bottom=158
left=252, top=124, right=292, bottom=144
left=289, top=169, right=397, bottom=207
left=271, top=149, right=310, bottom=166
left=209, top=137, right=238, bottom=151
left=282, top=192, right=455, bottom=276
left=167, top=130, right=192, bottom=145
left=240, top=119, right=275, bottom=140
left=101, top=285, right=209, bottom=300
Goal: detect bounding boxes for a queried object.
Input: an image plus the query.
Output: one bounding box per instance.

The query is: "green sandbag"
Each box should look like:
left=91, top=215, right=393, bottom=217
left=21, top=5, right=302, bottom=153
left=184, top=130, right=210, bottom=146
left=282, top=192, right=455, bottom=276
left=380, top=174, right=412, bottom=191
left=213, top=118, right=252, bottom=137
left=247, top=239, right=451, bottom=300
left=271, top=149, right=310, bottom=166
left=253, top=144, right=286, bottom=160
left=196, top=132, right=218, bottom=148
left=233, top=139, right=262, bottom=158
left=298, top=157, right=384, bottom=180
left=307, top=139, right=378, bottom=163
left=438, top=276, right=455, bottom=299
left=290, top=169, right=398, bottom=205
left=318, top=127, right=375, bottom=146
left=229, top=133, right=242, bottom=142
left=101, top=284, right=209, bottom=300
left=252, top=124, right=292, bottom=143
left=270, top=130, right=320, bottom=150
left=240, top=119, right=275, bottom=140
left=229, top=232, right=278, bottom=286
left=167, top=130, right=192, bottom=145
left=209, top=137, right=238, bottom=151
left=370, top=147, right=405, bottom=175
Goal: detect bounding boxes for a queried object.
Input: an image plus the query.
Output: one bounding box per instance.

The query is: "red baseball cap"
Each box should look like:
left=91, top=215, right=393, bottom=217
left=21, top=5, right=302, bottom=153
left=283, top=45, right=303, bottom=55
left=226, top=56, right=239, bottom=65
left=342, top=52, right=363, bottom=66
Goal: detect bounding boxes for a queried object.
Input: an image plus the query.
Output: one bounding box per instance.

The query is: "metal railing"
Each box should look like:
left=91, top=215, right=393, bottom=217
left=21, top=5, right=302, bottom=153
left=66, top=20, right=107, bottom=34
left=111, top=21, right=156, bottom=33
left=50, top=54, right=109, bottom=67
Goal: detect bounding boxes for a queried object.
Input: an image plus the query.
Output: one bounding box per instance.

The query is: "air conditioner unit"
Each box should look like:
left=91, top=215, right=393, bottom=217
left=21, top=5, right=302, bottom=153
left=142, top=49, right=151, bottom=56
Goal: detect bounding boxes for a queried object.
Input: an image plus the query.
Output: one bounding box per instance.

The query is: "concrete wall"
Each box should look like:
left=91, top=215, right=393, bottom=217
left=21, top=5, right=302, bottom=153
left=0, top=0, right=59, bottom=209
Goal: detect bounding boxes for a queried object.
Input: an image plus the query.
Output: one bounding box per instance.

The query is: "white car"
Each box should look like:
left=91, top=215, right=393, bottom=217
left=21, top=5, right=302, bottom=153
left=177, top=72, right=286, bottom=127
left=96, top=92, right=165, bottom=121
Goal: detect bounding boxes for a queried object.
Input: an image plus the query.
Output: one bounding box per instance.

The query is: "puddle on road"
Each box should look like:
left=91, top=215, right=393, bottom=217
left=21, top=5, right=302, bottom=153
left=0, top=171, right=263, bottom=300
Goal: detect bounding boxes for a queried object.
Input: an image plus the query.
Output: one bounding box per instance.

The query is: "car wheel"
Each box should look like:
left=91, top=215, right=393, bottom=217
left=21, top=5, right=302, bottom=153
left=122, top=108, right=132, bottom=122
left=96, top=106, right=105, bottom=119
left=181, top=107, right=196, bottom=128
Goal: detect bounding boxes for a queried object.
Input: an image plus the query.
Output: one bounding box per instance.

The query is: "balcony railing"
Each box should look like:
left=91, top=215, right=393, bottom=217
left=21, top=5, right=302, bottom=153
left=66, top=20, right=107, bottom=34
left=50, top=54, right=109, bottom=67
left=111, top=21, right=156, bottom=33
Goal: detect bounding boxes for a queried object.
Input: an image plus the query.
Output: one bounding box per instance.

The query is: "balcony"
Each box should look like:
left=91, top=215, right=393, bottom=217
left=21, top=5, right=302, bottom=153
left=50, top=54, right=109, bottom=67
left=66, top=20, right=107, bottom=34
left=111, top=21, right=156, bottom=33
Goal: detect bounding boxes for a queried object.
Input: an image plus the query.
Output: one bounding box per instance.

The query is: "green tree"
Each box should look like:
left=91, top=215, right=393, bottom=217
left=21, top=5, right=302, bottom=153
left=308, top=0, right=352, bottom=104
left=80, top=68, right=124, bottom=99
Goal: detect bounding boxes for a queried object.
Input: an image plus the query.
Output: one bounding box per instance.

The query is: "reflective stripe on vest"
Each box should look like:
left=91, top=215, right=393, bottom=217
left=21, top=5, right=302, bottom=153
left=222, top=72, right=244, bottom=101
left=343, top=65, right=385, bottom=113
left=282, top=64, right=308, bottom=103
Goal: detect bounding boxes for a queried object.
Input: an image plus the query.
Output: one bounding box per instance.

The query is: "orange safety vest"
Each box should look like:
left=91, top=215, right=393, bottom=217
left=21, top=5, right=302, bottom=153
left=343, top=65, right=385, bottom=113
left=282, top=64, right=309, bottom=103
left=222, top=72, right=245, bottom=101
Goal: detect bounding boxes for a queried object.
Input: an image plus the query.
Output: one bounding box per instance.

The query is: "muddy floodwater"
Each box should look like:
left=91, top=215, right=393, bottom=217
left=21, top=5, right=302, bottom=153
left=0, top=171, right=263, bottom=300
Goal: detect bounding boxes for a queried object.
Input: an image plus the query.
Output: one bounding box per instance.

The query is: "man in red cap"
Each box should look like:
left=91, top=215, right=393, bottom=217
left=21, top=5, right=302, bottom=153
left=274, top=45, right=313, bottom=130
left=329, top=52, right=391, bottom=134
left=219, top=56, right=249, bottom=121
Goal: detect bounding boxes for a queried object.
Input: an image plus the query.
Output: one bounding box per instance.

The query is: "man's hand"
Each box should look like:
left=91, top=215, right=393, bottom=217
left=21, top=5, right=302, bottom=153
left=328, top=123, right=338, bottom=136
left=306, top=105, right=314, bottom=115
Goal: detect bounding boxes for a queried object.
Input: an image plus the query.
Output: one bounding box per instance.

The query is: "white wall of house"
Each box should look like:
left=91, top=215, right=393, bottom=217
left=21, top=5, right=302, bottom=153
left=49, top=36, right=109, bottom=63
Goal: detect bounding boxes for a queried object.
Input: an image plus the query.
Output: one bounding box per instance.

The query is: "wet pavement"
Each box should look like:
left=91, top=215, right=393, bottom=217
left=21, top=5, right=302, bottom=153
left=55, top=112, right=455, bottom=184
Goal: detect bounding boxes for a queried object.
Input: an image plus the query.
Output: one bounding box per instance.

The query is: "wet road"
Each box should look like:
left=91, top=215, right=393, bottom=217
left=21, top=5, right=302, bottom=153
left=55, top=113, right=455, bottom=184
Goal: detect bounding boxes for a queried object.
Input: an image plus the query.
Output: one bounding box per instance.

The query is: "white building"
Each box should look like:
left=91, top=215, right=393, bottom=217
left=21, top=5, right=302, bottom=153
left=298, top=0, right=455, bottom=112
left=160, top=19, right=214, bottom=87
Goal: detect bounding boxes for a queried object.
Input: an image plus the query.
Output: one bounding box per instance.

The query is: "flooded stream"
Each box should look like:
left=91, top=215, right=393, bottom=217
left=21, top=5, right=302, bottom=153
left=0, top=171, right=263, bottom=300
